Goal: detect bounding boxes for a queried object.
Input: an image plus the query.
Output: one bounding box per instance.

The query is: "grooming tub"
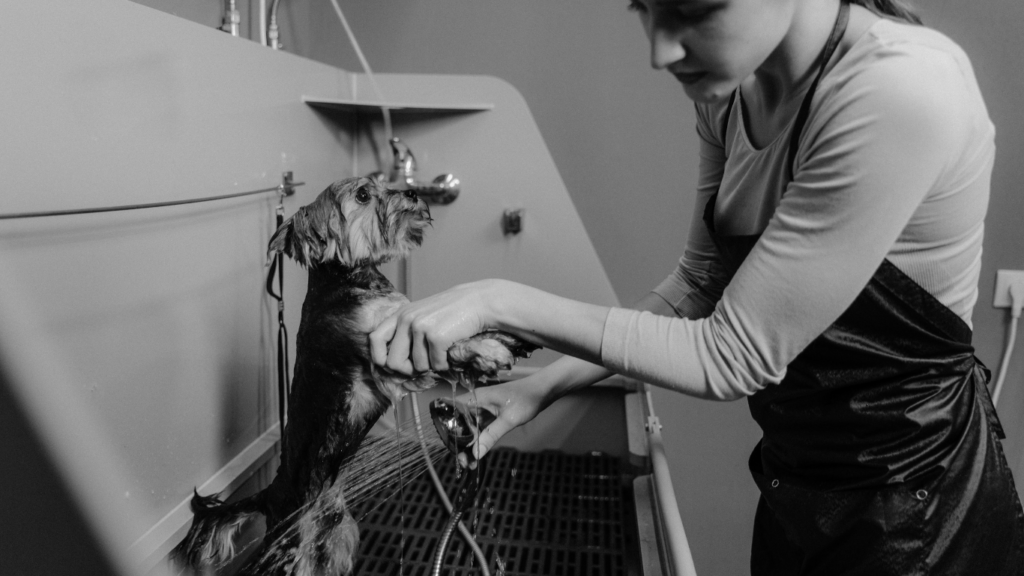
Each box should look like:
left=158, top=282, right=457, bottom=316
left=0, top=2, right=696, bottom=575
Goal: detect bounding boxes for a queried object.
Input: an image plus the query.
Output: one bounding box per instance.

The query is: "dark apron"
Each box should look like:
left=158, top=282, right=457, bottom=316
left=704, top=3, right=1024, bottom=574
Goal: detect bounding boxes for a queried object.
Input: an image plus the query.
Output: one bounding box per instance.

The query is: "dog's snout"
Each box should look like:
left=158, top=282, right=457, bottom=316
left=403, top=189, right=418, bottom=202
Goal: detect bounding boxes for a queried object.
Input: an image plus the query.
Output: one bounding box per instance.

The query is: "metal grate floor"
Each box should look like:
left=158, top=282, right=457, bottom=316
left=351, top=448, right=639, bottom=576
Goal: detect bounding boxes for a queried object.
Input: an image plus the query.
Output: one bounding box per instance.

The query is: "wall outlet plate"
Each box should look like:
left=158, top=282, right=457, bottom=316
left=993, top=269, right=1024, bottom=308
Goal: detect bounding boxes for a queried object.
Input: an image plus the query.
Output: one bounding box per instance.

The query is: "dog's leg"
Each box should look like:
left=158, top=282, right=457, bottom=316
left=293, top=481, right=360, bottom=576
left=241, top=478, right=360, bottom=576
left=170, top=490, right=265, bottom=570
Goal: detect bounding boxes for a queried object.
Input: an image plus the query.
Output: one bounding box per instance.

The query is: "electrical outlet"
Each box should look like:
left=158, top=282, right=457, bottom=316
left=993, top=269, right=1024, bottom=308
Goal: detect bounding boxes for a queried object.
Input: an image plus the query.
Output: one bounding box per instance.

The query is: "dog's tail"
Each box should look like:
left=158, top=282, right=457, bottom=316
left=170, top=488, right=265, bottom=570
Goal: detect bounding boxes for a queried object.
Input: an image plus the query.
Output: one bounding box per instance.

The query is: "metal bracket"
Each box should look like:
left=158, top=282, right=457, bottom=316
left=502, top=209, right=524, bottom=235
left=645, top=415, right=663, bottom=433
left=279, top=171, right=296, bottom=198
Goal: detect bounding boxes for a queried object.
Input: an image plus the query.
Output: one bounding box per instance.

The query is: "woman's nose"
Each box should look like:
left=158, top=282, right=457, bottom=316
left=650, top=26, right=686, bottom=70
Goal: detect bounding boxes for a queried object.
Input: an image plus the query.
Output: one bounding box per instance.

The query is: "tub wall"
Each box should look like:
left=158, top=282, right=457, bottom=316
left=116, top=1, right=1024, bottom=573
left=3, top=3, right=621, bottom=570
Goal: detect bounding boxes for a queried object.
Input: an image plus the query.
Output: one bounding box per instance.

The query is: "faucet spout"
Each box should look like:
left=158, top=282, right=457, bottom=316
left=388, top=138, right=461, bottom=205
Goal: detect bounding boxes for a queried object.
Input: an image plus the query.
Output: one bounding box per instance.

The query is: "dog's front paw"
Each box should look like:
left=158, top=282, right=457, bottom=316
left=440, top=331, right=539, bottom=389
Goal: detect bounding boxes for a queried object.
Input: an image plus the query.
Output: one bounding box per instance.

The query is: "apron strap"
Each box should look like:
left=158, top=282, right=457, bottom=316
left=972, top=357, right=1006, bottom=439
left=787, top=1, right=850, bottom=182
left=710, top=2, right=849, bottom=234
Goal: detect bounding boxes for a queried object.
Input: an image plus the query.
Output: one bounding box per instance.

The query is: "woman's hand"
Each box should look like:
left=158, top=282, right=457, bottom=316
left=453, top=377, right=553, bottom=467
left=369, top=279, right=518, bottom=375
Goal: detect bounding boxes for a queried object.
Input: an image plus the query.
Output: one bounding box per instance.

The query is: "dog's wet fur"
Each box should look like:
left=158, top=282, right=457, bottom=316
left=171, top=175, right=448, bottom=575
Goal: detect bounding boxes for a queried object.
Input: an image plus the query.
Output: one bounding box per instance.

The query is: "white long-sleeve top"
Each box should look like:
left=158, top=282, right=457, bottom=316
left=600, top=19, right=995, bottom=401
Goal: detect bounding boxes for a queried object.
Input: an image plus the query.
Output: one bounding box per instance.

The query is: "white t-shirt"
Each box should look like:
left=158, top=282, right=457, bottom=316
left=600, top=19, right=995, bottom=400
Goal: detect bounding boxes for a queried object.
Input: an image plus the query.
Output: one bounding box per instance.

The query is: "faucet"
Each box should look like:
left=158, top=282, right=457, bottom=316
left=389, top=138, right=460, bottom=205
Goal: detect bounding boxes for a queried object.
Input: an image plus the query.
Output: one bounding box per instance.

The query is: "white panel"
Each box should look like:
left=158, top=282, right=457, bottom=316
left=0, top=0, right=354, bottom=545
left=342, top=73, right=621, bottom=313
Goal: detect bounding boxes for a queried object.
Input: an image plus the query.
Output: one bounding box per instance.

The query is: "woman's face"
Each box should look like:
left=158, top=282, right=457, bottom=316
left=630, top=0, right=796, bottom=102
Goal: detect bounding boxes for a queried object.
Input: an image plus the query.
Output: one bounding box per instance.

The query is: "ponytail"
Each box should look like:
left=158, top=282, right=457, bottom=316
left=847, top=0, right=923, bottom=25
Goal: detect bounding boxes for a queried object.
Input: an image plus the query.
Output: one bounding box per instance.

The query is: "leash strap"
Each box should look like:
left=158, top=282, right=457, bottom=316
left=266, top=201, right=291, bottom=465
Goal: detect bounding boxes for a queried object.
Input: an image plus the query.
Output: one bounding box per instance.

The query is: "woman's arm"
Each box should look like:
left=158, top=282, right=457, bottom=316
left=368, top=278, right=609, bottom=374
left=451, top=290, right=681, bottom=464
left=600, top=43, right=985, bottom=399
left=372, top=42, right=980, bottom=404
left=514, top=290, right=680, bottom=398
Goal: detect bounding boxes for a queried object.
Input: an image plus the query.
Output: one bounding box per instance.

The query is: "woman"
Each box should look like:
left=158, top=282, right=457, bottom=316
left=370, top=0, right=1024, bottom=573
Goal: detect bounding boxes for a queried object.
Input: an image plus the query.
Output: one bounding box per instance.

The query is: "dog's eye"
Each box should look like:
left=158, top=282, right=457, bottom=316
left=355, top=189, right=372, bottom=204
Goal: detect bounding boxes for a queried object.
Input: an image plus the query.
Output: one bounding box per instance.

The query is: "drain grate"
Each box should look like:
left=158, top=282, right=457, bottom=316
left=350, top=448, right=638, bottom=576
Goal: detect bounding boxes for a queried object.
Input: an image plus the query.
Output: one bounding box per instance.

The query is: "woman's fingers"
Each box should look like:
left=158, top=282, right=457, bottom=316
left=428, top=330, right=450, bottom=373
left=455, top=411, right=514, bottom=469
left=452, top=378, right=548, bottom=468
left=384, top=315, right=416, bottom=375
left=471, top=415, right=516, bottom=462
left=369, top=280, right=502, bottom=374
left=409, top=322, right=432, bottom=374
left=369, top=314, right=398, bottom=367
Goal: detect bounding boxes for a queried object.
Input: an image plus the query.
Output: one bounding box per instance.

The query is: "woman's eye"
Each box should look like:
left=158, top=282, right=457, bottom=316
left=673, top=4, right=718, bottom=23
left=676, top=9, right=712, bottom=22
left=355, top=190, right=371, bottom=204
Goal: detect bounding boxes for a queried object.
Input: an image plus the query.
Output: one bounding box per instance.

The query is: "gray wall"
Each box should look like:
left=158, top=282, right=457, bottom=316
left=130, top=1, right=1024, bottom=575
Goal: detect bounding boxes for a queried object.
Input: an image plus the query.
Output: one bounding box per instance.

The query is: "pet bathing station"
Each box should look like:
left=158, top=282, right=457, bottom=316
left=0, top=2, right=695, bottom=575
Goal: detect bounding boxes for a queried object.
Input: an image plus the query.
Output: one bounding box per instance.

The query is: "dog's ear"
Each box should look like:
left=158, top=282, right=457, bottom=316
left=267, top=184, right=347, bottom=267
left=267, top=217, right=298, bottom=264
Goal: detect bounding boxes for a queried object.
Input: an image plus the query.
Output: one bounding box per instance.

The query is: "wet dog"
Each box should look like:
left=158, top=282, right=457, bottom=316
left=171, top=175, right=533, bottom=575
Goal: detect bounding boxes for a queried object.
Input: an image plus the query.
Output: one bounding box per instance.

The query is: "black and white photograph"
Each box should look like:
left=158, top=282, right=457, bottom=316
left=2, top=1, right=1022, bottom=575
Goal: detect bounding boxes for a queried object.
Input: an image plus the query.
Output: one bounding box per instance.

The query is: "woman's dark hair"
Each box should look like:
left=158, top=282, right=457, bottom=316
left=849, top=0, right=923, bottom=25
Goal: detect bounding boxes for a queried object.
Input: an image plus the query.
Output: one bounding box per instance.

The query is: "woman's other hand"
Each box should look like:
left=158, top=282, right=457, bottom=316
left=453, top=377, right=552, bottom=468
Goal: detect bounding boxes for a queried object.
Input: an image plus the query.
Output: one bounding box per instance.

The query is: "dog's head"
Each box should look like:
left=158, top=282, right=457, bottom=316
left=268, top=174, right=432, bottom=268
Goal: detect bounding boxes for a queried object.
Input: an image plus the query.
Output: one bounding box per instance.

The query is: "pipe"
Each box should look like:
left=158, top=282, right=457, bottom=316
left=327, top=0, right=392, bottom=142
left=992, top=281, right=1024, bottom=406
left=268, top=0, right=283, bottom=50
left=258, top=0, right=267, bottom=46
left=222, top=0, right=240, bottom=36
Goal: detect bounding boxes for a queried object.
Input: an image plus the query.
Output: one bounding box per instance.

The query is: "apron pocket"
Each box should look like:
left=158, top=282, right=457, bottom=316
left=750, top=460, right=931, bottom=575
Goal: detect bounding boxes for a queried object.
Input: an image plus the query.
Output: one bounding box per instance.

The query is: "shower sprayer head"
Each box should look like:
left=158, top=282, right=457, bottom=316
left=429, top=398, right=496, bottom=458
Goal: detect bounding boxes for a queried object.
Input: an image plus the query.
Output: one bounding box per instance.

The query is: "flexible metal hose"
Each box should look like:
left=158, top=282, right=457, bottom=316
left=431, top=508, right=465, bottom=576
left=430, top=464, right=481, bottom=576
